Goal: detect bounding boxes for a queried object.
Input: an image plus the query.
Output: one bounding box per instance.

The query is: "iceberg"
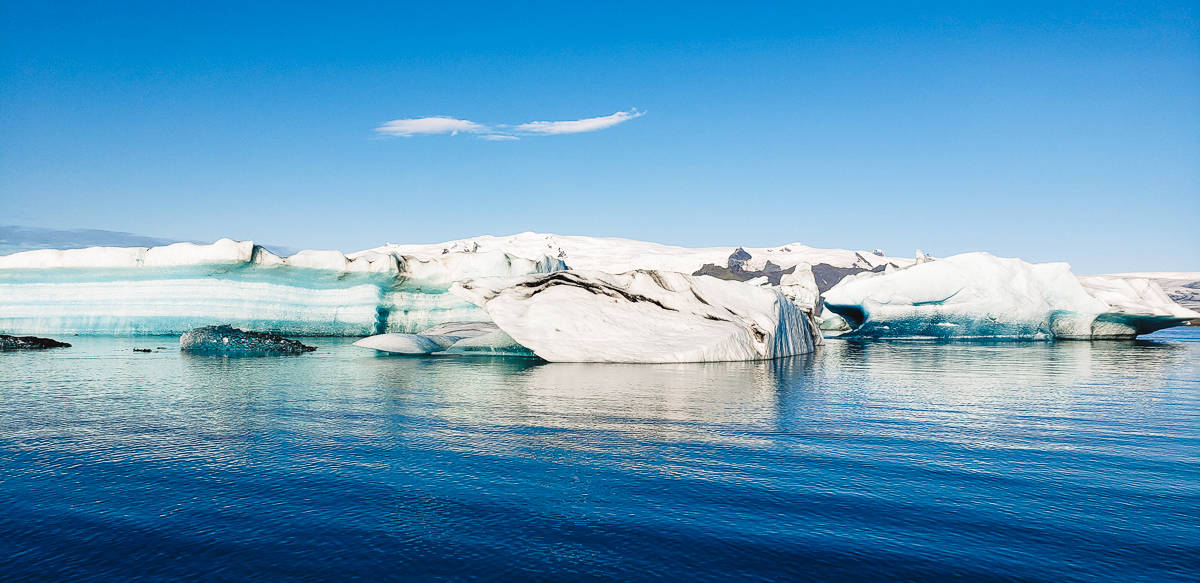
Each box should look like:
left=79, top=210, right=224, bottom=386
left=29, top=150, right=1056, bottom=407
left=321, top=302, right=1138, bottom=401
left=1099, top=272, right=1200, bottom=313
left=353, top=332, right=456, bottom=355
left=353, top=321, right=536, bottom=357
left=450, top=270, right=818, bottom=363
left=1, top=232, right=889, bottom=337
left=0, top=238, right=565, bottom=335
left=823, top=252, right=1199, bottom=339
left=369, top=232, right=908, bottom=284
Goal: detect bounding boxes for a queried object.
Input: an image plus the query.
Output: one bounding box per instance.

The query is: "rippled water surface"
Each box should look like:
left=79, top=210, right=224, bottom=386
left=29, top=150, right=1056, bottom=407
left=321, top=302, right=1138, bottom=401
left=2, top=330, right=1198, bottom=582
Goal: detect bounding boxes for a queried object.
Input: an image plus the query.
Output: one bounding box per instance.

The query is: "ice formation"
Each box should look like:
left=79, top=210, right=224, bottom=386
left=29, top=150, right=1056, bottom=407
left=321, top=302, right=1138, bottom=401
left=368, top=232, right=908, bottom=278
left=450, top=270, right=818, bottom=363
left=1100, top=272, right=1200, bottom=313
left=353, top=321, right=535, bottom=357
left=0, top=233, right=863, bottom=337
left=823, top=253, right=1199, bottom=339
left=0, top=238, right=565, bottom=335
left=4, top=232, right=1189, bottom=347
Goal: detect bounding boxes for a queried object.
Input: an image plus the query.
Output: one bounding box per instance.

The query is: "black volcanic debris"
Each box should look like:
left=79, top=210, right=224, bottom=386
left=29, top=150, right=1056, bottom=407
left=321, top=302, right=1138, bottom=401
left=810, top=263, right=888, bottom=294
left=0, top=334, right=71, bottom=350
left=515, top=271, right=680, bottom=312
left=692, top=248, right=797, bottom=285
left=179, top=325, right=316, bottom=355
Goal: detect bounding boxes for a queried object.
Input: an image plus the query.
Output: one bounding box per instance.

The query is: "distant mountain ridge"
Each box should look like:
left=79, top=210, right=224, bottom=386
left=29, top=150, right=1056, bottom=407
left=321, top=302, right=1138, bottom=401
left=0, top=226, right=296, bottom=257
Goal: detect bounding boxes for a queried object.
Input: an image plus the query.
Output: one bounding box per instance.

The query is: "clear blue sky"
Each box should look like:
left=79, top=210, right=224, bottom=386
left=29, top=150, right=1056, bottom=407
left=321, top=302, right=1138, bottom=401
left=1, top=1, right=1197, bottom=273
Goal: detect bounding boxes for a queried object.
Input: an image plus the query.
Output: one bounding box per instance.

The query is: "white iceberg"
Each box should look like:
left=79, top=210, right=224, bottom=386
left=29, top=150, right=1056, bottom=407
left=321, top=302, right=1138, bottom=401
left=0, top=232, right=901, bottom=336
left=353, top=321, right=534, bottom=357
left=450, top=270, right=818, bottom=363
left=352, top=333, right=457, bottom=354
left=822, top=252, right=1199, bottom=339
left=367, top=232, right=908, bottom=276
left=1099, top=272, right=1200, bottom=313
left=0, top=238, right=564, bottom=335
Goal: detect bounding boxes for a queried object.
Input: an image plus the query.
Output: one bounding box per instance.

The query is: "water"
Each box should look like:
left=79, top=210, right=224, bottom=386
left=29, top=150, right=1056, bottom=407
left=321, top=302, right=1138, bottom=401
left=2, top=330, right=1198, bottom=582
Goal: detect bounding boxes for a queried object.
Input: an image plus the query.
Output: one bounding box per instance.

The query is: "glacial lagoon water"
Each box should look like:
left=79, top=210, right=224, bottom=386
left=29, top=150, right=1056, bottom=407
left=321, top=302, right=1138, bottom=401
left=2, top=330, right=1198, bottom=582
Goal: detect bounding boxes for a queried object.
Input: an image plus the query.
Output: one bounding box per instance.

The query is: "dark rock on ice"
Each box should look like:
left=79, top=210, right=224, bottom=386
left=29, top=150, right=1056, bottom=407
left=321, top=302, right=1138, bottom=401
left=179, top=325, right=316, bottom=355
left=691, top=248, right=797, bottom=285
left=810, top=263, right=888, bottom=294
left=0, top=334, right=71, bottom=350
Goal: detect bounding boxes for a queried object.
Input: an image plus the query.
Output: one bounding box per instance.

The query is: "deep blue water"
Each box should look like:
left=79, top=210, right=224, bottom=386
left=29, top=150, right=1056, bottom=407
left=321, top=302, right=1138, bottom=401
left=2, top=330, right=1198, bottom=582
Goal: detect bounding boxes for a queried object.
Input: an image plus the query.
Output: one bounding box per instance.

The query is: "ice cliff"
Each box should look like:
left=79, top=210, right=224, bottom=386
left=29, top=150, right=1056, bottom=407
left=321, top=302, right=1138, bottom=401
left=0, top=238, right=565, bottom=335
left=823, top=253, right=1199, bottom=339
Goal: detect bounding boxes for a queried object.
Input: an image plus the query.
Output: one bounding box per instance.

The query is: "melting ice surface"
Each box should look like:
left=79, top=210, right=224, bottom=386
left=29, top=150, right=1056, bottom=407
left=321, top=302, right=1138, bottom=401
left=1, top=329, right=1197, bottom=581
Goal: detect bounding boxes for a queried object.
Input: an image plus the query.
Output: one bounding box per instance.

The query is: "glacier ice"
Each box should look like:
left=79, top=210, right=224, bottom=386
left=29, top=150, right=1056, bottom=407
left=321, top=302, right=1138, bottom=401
left=368, top=232, right=909, bottom=279
left=0, top=233, right=857, bottom=337
left=823, top=252, right=1199, bottom=339
left=3, top=232, right=1190, bottom=347
left=353, top=321, right=535, bottom=357
left=450, top=270, right=818, bottom=363
left=439, top=329, right=534, bottom=357
left=353, top=333, right=456, bottom=354
left=0, top=238, right=565, bottom=335
left=1099, top=272, right=1200, bottom=313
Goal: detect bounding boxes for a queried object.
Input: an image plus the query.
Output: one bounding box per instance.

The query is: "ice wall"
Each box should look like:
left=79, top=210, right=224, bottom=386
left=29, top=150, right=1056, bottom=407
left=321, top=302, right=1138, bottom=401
left=0, top=239, right=566, bottom=335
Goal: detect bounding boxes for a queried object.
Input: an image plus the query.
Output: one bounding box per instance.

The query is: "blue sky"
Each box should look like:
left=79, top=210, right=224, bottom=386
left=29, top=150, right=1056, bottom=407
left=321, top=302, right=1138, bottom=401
left=1, top=1, right=1197, bottom=273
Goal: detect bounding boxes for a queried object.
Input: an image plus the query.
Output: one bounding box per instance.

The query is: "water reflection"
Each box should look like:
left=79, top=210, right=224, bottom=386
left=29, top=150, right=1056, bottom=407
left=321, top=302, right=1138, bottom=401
left=9, top=336, right=1192, bottom=452
left=2, top=334, right=1197, bottom=583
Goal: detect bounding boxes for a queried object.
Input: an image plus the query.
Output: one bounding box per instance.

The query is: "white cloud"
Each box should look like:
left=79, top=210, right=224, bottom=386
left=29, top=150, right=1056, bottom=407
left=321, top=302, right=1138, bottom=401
left=375, top=116, right=486, bottom=137
left=512, top=109, right=645, bottom=135
left=374, top=109, right=643, bottom=140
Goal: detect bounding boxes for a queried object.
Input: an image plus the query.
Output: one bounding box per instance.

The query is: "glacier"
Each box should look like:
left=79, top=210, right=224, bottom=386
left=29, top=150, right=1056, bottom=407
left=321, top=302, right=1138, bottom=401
left=449, top=270, right=817, bottom=363
left=823, top=252, right=1199, bottom=339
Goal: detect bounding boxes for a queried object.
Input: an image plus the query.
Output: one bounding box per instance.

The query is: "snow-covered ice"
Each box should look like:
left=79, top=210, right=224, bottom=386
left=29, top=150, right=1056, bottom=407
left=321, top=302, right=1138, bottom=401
left=366, top=232, right=909, bottom=278
left=823, top=253, right=1198, bottom=339
left=0, top=233, right=858, bottom=337
left=1099, top=272, right=1200, bottom=313
left=0, top=238, right=563, bottom=335
left=3, top=233, right=1190, bottom=347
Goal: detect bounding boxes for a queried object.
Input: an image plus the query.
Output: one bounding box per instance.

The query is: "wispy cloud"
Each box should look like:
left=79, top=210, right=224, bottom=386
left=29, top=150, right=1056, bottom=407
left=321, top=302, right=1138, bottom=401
left=375, top=116, right=485, bottom=137
left=374, top=109, right=644, bottom=141
left=512, top=110, right=645, bottom=135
